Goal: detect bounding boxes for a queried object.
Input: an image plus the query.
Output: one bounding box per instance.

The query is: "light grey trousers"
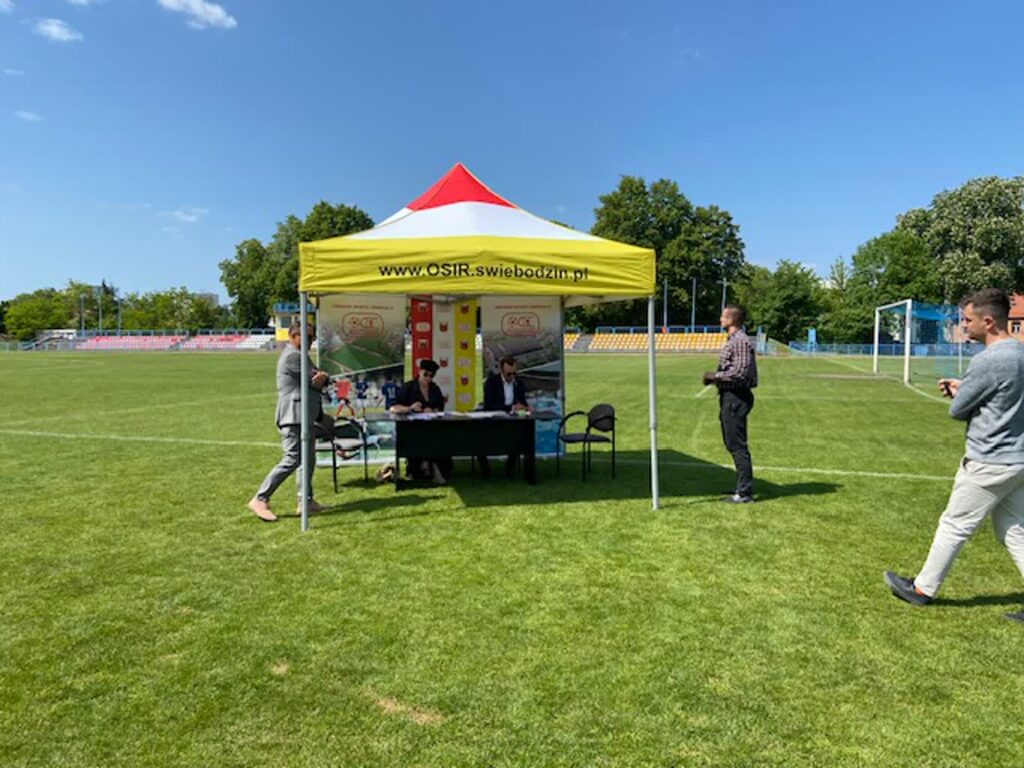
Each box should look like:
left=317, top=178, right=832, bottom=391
left=915, top=457, right=1024, bottom=597
left=255, top=425, right=315, bottom=503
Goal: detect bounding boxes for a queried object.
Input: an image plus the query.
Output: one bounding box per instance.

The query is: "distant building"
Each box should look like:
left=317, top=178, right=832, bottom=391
left=272, top=302, right=316, bottom=344
left=1011, top=294, right=1024, bottom=339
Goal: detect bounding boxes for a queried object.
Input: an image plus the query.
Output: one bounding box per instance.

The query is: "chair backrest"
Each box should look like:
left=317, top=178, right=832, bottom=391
left=333, top=418, right=363, bottom=441
left=588, top=404, right=615, bottom=432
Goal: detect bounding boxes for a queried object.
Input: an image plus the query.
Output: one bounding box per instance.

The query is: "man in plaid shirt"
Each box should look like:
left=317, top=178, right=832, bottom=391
left=703, top=304, right=758, bottom=502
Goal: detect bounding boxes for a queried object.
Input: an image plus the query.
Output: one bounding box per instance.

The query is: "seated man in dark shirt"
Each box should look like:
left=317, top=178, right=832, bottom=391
left=479, top=355, right=529, bottom=478
left=390, top=358, right=451, bottom=484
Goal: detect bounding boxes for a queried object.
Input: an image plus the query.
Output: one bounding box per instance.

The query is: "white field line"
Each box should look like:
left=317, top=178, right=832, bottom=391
left=817, top=355, right=877, bottom=375
left=0, top=391, right=271, bottom=428
left=817, top=355, right=949, bottom=404
left=694, top=385, right=714, bottom=398
left=1, top=427, right=955, bottom=482
left=906, top=384, right=950, bottom=404
left=0, top=428, right=279, bottom=449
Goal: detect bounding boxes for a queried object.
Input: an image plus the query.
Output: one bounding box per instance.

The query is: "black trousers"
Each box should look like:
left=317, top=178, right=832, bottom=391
left=719, top=388, right=754, bottom=498
left=477, top=453, right=519, bottom=478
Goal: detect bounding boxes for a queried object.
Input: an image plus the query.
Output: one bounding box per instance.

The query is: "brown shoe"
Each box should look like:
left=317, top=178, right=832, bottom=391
left=297, top=499, right=326, bottom=515
left=248, top=497, right=277, bottom=523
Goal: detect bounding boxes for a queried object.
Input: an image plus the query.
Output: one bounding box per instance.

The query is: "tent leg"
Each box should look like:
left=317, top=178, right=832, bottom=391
left=648, top=297, right=660, bottom=510
left=300, top=294, right=310, bottom=533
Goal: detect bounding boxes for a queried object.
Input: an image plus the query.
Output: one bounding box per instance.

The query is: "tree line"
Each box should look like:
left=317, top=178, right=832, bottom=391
left=3, top=175, right=1022, bottom=343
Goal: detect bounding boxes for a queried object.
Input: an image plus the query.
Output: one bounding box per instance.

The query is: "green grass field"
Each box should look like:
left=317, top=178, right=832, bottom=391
left=2, top=351, right=1023, bottom=767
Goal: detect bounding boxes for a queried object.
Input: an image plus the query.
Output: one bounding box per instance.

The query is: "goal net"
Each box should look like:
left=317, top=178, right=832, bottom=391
left=873, top=300, right=968, bottom=386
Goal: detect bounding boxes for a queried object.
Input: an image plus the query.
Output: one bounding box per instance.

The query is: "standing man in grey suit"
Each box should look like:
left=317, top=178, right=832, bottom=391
left=248, top=320, right=330, bottom=522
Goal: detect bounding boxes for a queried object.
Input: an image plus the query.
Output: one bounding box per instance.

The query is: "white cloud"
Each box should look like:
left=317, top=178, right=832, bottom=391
left=14, top=110, right=44, bottom=122
left=161, top=225, right=180, bottom=234
left=3, top=68, right=25, bottom=76
left=157, top=0, right=237, bottom=30
left=164, top=206, right=210, bottom=223
left=0, top=0, right=13, bottom=15
left=33, top=18, right=84, bottom=42
left=67, top=0, right=99, bottom=5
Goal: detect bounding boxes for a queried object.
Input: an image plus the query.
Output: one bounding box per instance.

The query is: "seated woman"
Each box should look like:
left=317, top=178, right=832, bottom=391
left=389, top=358, right=451, bottom=484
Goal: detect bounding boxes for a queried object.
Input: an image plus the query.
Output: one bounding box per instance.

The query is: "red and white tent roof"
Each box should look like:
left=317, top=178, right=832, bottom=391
left=360, top=163, right=602, bottom=241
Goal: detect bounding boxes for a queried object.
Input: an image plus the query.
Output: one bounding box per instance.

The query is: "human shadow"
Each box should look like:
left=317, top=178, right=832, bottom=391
left=444, top=449, right=840, bottom=509
left=281, top=493, right=443, bottom=527
left=934, top=592, right=1024, bottom=608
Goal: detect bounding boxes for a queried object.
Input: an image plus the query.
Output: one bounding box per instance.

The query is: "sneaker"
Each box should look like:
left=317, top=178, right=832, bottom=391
left=883, top=571, right=933, bottom=606
left=248, top=497, right=277, bottom=523
left=723, top=493, right=754, bottom=504
left=1005, top=609, right=1024, bottom=623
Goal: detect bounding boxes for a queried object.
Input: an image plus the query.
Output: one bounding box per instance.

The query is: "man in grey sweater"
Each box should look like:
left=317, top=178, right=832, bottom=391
left=885, top=288, right=1024, bottom=622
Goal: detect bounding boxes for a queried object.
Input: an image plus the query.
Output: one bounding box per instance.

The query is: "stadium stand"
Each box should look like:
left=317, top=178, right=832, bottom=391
left=563, top=332, right=579, bottom=349
left=79, top=335, right=186, bottom=350
left=586, top=331, right=728, bottom=352
left=179, top=333, right=274, bottom=351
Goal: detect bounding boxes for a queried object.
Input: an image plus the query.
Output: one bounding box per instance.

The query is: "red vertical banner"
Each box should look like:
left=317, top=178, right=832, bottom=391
left=410, top=297, right=433, bottom=377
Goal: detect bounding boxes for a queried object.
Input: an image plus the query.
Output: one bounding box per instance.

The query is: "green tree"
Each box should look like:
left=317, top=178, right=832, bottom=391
left=219, top=239, right=278, bottom=328
left=569, top=176, right=744, bottom=329
left=848, top=230, right=941, bottom=306
left=896, top=175, right=1024, bottom=297
left=733, top=260, right=823, bottom=343
left=220, top=202, right=373, bottom=326
left=817, top=258, right=873, bottom=343
left=4, top=289, right=70, bottom=341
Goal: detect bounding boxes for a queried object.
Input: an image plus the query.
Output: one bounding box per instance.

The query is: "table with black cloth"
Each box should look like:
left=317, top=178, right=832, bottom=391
left=365, top=411, right=558, bottom=487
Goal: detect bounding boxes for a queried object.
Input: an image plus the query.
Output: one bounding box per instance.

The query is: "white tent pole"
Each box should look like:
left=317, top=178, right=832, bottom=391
left=648, top=296, right=660, bottom=510
left=904, top=298, right=912, bottom=386
left=957, top=304, right=964, bottom=376
left=872, top=307, right=881, bottom=374
left=299, top=293, right=310, bottom=533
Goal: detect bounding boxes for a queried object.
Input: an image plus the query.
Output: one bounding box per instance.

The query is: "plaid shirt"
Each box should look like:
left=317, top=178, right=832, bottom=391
left=715, top=329, right=758, bottom=390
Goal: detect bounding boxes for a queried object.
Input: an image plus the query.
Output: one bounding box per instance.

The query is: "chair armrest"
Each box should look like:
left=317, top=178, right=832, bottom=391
left=558, top=410, right=586, bottom=434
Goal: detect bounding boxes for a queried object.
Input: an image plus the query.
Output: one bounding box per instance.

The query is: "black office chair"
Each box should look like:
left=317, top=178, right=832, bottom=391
left=556, top=404, right=615, bottom=480
left=314, top=416, right=370, bottom=492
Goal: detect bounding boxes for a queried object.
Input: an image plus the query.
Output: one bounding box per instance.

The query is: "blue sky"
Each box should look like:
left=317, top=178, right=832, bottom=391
left=2, top=1, right=1023, bottom=302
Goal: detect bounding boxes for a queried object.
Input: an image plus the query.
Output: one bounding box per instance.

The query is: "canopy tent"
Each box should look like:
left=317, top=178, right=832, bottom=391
left=295, top=163, right=659, bottom=530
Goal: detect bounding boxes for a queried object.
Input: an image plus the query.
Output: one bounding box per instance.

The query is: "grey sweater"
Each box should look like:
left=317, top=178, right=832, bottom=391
left=950, top=338, right=1024, bottom=464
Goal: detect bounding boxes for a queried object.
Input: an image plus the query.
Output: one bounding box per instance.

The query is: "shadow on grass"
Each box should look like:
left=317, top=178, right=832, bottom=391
left=281, top=493, right=444, bottom=527
left=935, top=592, right=1024, bottom=608
left=439, top=449, right=840, bottom=509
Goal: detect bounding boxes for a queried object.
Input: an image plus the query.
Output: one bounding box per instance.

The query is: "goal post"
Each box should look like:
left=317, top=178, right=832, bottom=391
left=873, top=299, right=912, bottom=384
left=873, top=299, right=967, bottom=387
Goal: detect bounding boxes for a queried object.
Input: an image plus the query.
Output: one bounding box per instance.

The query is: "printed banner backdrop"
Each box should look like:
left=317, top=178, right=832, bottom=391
left=453, top=299, right=478, bottom=412
left=431, top=300, right=455, bottom=407
left=410, top=298, right=433, bottom=365
left=317, top=294, right=405, bottom=466
left=419, top=298, right=477, bottom=412
left=480, top=295, right=563, bottom=455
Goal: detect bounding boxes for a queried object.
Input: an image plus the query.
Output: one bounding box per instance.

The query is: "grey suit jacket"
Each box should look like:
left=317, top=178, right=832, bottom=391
left=274, top=345, right=323, bottom=428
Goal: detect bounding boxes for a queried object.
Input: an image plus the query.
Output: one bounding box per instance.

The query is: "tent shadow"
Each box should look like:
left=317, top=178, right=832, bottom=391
left=446, top=449, right=840, bottom=509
